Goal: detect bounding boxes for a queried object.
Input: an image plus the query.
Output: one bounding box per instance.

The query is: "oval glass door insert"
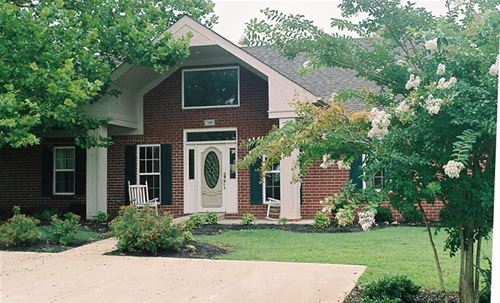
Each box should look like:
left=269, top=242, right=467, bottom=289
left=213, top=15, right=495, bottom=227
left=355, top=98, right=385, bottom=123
left=204, top=151, right=220, bottom=189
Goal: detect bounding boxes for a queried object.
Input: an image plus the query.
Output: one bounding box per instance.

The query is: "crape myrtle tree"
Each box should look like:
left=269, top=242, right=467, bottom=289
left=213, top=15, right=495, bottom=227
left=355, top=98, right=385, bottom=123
left=241, top=1, right=498, bottom=302
left=0, top=0, right=216, bottom=148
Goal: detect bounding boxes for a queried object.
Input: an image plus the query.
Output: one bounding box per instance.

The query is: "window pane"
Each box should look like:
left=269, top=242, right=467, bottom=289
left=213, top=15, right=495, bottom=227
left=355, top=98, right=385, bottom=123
left=139, top=175, right=160, bottom=200
left=183, top=68, right=238, bottom=107
left=265, top=172, right=280, bottom=200
left=146, top=146, right=153, bottom=159
left=229, top=148, right=236, bottom=179
left=139, top=160, right=146, bottom=173
left=186, top=131, right=236, bottom=142
left=139, top=146, right=145, bottom=159
left=146, top=160, right=153, bottom=173
left=153, top=159, right=159, bottom=173
left=188, top=149, right=195, bottom=180
left=55, top=148, right=75, bottom=170
left=55, top=171, right=75, bottom=193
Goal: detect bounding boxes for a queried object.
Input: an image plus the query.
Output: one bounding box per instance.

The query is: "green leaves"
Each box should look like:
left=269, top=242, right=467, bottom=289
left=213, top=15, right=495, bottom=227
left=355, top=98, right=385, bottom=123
left=450, top=129, right=479, bottom=164
left=0, top=0, right=216, bottom=148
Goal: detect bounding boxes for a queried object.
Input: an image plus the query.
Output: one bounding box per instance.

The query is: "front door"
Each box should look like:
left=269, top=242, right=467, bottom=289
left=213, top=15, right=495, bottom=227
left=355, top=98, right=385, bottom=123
left=194, top=143, right=237, bottom=212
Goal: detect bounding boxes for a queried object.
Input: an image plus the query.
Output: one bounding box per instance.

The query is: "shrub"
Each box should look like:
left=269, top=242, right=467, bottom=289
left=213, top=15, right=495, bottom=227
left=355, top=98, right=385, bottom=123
left=399, top=207, right=423, bottom=224
left=375, top=207, right=394, bottom=223
left=363, top=276, right=420, bottom=303
left=361, top=298, right=401, bottom=303
left=93, top=211, right=109, bottom=223
left=187, top=214, right=206, bottom=228
left=358, top=210, right=376, bottom=231
left=314, top=212, right=330, bottom=229
left=479, top=257, right=492, bottom=303
left=0, top=206, right=41, bottom=247
left=278, top=217, right=288, bottom=226
left=204, top=212, right=220, bottom=225
left=49, top=212, right=81, bottom=246
left=110, top=206, right=184, bottom=255
left=241, top=213, right=256, bottom=225
left=36, top=207, right=61, bottom=223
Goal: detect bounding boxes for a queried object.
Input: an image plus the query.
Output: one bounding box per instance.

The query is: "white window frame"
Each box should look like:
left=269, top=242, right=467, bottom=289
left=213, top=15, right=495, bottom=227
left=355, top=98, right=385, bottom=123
left=136, top=144, right=161, bottom=201
left=361, top=154, right=384, bottom=190
left=53, top=146, right=76, bottom=195
left=262, top=160, right=281, bottom=202
left=181, top=66, right=240, bottom=110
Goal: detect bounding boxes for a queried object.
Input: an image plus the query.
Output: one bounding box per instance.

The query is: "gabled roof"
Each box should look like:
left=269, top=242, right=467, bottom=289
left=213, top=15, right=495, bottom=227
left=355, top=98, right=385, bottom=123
left=244, top=46, right=377, bottom=112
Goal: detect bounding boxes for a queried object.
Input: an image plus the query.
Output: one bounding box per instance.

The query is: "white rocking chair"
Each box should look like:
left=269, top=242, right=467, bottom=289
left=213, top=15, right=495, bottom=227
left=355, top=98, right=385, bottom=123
left=128, top=181, right=160, bottom=215
left=264, top=197, right=281, bottom=220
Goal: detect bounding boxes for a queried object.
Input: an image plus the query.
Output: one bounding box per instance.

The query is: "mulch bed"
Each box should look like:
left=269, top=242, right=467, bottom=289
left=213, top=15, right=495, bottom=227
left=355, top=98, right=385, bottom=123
left=343, top=286, right=458, bottom=303
left=191, top=222, right=428, bottom=236
left=81, top=221, right=110, bottom=233
left=0, top=239, right=95, bottom=253
left=107, top=241, right=228, bottom=259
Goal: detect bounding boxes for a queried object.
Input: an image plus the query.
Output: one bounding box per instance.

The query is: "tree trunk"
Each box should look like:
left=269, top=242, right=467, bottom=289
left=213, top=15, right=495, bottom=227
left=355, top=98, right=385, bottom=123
left=459, top=225, right=476, bottom=303
left=474, top=237, right=481, bottom=303
left=417, top=201, right=448, bottom=303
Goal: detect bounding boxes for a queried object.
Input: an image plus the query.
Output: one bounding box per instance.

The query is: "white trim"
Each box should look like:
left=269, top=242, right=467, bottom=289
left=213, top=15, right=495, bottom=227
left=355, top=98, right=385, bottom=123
left=136, top=144, right=161, bottom=201
left=181, top=66, right=240, bottom=110
left=53, top=146, right=76, bottom=195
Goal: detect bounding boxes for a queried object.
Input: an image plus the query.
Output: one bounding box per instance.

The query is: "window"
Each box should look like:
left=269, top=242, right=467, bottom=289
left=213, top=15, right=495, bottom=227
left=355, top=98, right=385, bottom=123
left=182, top=66, right=239, bottom=108
left=137, top=145, right=161, bottom=200
left=263, top=163, right=280, bottom=201
left=188, top=149, right=195, bottom=180
left=186, top=130, right=237, bottom=142
left=364, top=170, right=385, bottom=189
left=229, top=148, right=236, bottom=179
left=53, top=147, right=75, bottom=195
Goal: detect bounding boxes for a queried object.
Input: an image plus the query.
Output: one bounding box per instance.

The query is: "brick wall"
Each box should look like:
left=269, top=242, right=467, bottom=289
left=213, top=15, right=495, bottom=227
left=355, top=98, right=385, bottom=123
left=107, top=65, right=277, bottom=217
left=0, top=143, right=86, bottom=218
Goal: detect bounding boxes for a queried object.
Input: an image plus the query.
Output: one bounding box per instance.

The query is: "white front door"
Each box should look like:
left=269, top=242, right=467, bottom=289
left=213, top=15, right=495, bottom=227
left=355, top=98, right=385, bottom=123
left=185, top=142, right=237, bottom=213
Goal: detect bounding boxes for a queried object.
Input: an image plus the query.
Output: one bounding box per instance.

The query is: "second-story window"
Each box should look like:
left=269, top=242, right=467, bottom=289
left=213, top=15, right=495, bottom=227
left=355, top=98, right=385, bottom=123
left=182, top=66, right=239, bottom=109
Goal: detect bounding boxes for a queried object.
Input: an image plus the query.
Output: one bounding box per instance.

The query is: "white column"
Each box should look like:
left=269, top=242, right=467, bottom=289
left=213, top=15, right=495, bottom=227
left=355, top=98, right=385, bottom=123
left=86, top=126, right=108, bottom=218
left=279, top=118, right=301, bottom=220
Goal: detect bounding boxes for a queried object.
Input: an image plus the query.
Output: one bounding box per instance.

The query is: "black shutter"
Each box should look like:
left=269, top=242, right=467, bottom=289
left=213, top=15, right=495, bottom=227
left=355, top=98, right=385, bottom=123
left=124, top=145, right=137, bottom=204
left=75, top=147, right=86, bottom=195
left=41, top=146, right=53, bottom=196
left=160, top=144, right=173, bottom=205
left=250, top=158, right=263, bottom=205
left=350, top=156, right=364, bottom=189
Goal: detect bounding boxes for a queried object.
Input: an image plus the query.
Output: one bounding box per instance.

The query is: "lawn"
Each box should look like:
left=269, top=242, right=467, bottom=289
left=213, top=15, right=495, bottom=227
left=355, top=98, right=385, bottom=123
left=197, top=227, right=492, bottom=291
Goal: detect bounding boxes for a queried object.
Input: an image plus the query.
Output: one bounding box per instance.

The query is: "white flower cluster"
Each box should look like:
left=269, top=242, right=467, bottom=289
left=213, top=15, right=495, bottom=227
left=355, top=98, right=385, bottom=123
left=405, top=74, right=421, bottom=90
left=425, top=95, right=444, bottom=115
left=443, top=160, right=465, bottom=178
left=437, top=76, right=457, bottom=89
left=437, top=63, right=446, bottom=76
left=425, top=38, right=438, bottom=52
left=335, top=209, right=355, bottom=227
left=368, top=108, right=391, bottom=139
left=320, top=156, right=351, bottom=170
left=395, top=100, right=411, bottom=115
left=453, top=0, right=464, bottom=7
left=489, top=55, right=499, bottom=77
left=319, top=196, right=334, bottom=213
left=358, top=210, right=376, bottom=232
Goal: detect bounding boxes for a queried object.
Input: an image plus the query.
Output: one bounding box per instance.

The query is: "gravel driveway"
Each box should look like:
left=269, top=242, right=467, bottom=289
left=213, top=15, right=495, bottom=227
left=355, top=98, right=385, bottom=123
left=1, top=238, right=365, bottom=303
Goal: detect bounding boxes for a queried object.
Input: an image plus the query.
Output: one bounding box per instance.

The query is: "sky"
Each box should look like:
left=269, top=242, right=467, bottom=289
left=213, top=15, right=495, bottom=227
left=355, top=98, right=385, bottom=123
left=212, top=0, right=448, bottom=43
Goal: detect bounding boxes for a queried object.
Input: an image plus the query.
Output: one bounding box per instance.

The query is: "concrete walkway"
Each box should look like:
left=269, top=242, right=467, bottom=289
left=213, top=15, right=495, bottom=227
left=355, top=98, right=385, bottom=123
left=1, top=238, right=365, bottom=303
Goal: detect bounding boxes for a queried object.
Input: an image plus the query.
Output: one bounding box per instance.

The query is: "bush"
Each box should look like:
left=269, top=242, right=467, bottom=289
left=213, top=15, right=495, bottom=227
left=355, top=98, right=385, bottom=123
left=0, top=206, right=41, bottom=247
left=36, top=207, right=61, bottom=223
left=278, top=217, right=288, bottom=226
left=187, top=214, right=206, bottom=228
left=49, top=212, right=81, bottom=246
left=362, top=298, right=401, bottom=303
left=241, top=213, right=256, bottom=225
left=399, top=207, right=423, bottom=224
left=363, top=276, right=420, bottom=303
left=204, top=212, right=220, bottom=225
left=93, top=211, right=109, bottom=223
left=375, top=207, right=394, bottom=223
left=110, top=206, right=184, bottom=255
left=314, top=212, right=330, bottom=229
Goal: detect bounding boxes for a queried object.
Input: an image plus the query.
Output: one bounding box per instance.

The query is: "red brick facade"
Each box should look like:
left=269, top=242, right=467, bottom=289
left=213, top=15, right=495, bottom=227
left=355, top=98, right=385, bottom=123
left=0, top=64, right=444, bottom=221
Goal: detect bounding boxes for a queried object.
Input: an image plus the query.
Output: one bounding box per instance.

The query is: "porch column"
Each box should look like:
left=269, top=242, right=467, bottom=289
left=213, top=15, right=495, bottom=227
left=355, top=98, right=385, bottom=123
left=279, top=118, right=301, bottom=220
left=86, top=126, right=108, bottom=218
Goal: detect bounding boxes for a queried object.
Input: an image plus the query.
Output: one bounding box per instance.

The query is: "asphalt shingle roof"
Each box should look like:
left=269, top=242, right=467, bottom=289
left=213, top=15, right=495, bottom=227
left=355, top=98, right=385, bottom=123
left=243, top=46, right=378, bottom=111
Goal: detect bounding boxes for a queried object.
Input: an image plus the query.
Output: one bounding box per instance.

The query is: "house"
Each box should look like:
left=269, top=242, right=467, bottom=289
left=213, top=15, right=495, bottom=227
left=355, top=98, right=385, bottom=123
left=0, top=16, right=443, bottom=221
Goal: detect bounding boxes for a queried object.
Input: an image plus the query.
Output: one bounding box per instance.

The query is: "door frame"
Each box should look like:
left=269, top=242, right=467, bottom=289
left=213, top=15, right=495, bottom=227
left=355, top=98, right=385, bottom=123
left=183, top=128, right=238, bottom=214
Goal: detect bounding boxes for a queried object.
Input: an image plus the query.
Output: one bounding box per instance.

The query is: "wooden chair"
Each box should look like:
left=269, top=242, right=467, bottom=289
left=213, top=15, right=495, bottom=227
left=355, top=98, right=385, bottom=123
left=264, top=197, right=281, bottom=220
left=128, top=181, right=160, bottom=215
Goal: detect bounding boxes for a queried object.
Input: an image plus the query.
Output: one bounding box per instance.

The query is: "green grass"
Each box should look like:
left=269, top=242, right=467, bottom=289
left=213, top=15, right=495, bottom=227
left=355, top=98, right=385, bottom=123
left=197, top=227, right=492, bottom=291
left=39, top=225, right=104, bottom=243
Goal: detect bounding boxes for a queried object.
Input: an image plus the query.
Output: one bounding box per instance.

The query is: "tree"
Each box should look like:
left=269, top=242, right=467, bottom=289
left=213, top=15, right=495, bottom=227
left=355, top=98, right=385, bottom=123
left=242, top=1, right=498, bottom=302
left=0, top=0, right=216, bottom=148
